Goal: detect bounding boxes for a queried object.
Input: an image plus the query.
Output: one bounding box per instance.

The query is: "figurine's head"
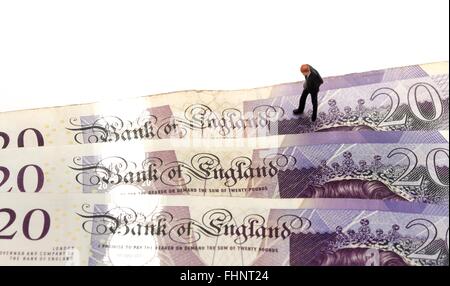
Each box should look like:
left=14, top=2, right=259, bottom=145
left=300, top=64, right=311, bottom=76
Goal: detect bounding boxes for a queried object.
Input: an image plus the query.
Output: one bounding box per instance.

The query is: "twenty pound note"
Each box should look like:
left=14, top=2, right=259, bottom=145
left=0, top=193, right=447, bottom=266
left=0, top=62, right=448, bottom=149
left=0, top=132, right=448, bottom=204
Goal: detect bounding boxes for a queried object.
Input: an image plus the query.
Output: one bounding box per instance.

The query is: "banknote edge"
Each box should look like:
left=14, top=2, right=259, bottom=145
left=0, top=60, right=448, bottom=115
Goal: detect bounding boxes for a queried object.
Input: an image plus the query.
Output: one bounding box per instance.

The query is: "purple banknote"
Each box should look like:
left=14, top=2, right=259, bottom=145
left=0, top=193, right=447, bottom=266
left=2, top=62, right=446, bottom=149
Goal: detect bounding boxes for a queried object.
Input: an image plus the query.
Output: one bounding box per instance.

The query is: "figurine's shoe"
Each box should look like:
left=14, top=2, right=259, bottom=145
left=293, top=109, right=303, bottom=115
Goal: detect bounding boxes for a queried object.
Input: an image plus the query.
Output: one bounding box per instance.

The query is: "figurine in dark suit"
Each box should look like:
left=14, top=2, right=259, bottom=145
left=293, top=64, right=323, bottom=122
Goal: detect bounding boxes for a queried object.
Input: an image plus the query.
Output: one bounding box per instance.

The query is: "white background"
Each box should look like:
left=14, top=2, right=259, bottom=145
left=0, top=0, right=448, bottom=112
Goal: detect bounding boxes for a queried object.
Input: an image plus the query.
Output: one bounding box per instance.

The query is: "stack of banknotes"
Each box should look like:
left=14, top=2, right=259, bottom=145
left=0, top=62, right=448, bottom=266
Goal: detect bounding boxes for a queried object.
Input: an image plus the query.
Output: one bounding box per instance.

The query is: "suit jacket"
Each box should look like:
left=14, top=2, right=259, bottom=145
left=304, top=66, right=323, bottom=92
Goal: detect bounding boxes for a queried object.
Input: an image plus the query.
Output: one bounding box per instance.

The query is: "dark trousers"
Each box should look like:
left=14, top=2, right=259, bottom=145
left=298, top=89, right=318, bottom=121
